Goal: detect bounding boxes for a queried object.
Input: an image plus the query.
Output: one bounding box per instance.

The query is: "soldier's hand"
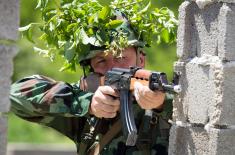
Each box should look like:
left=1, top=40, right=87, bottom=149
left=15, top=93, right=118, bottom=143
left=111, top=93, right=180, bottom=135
left=134, top=82, right=165, bottom=110
left=89, top=86, right=120, bottom=118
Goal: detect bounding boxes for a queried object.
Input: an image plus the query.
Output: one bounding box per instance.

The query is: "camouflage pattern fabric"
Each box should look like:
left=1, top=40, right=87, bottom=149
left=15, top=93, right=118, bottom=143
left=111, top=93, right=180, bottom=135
left=10, top=75, right=173, bottom=155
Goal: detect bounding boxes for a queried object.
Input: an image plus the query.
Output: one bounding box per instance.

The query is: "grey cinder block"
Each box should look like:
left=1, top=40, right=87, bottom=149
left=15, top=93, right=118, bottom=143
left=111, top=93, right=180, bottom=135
left=193, top=2, right=222, bottom=57
left=177, top=1, right=197, bottom=60
left=169, top=125, right=210, bottom=155
left=174, top=56, right=220, bottom=124
left=210, top=61, right=235, bottom=125
left=0, top=0, right=19, bottom=40
left=174, top=56, right=235, bottom=126
left=0, top=115, right=7, bottom=155
left=177, top=2, right=222, bottom=60
left=218, top=0, right=235, bottom=3
left=172, top=61, right=188, bottom=122
left=218, top=3, right=235, bottom=61
left=184, top=56, right=219, bottom=124
left=0, top=45, right=18, bottom=112
left=169, top=125, right=235, bottom=155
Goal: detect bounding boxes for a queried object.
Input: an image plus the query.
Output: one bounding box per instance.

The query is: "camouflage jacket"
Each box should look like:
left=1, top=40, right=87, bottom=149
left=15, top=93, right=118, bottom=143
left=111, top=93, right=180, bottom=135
left=10, top=75, right=173, bottom=155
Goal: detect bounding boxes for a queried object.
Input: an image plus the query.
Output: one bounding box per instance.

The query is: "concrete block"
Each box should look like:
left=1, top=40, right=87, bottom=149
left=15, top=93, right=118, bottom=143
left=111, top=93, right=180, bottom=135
left=183, top=56, right=219, bottom=124
left=169, top=125, right=235, bottom=155
left=172, top=61, right=188, bottom=122
left=174, top=56, right=235, bottom=126
left=0, top=0, right=19, bottom=40
left=177, top=2, right=223, bottom=60
left=193, top=2, right=222, bottom=57
left=210, top=127, right=235, bottom=155
left=177, top=1, right=197, bottom=60
left=211, top=61, right=235, bottom=125
left=0, top=115, right=7, bottom=155
left=218, top=0, right=235, bottom=3
left=218, top=3, right=235, bottom=61
left=169, top=125, right=210, bottom=155
left=192, top=0, right=216, bottom=9
left=0, top=45, right=18, bottom=112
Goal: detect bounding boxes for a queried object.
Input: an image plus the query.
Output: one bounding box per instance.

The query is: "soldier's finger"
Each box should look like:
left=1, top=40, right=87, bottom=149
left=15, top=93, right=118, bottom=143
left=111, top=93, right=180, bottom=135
left=144, top=89, right=165, bottom=99
left=96, top=109, right=117, bottom=118
left=98, top=102, right=119, bottom=113
left=99, top=86, right=119, bottom=97
left=103, top=96, right=120, bottom=106
left=96, top=93, right=120, bottom=106
left=137, top=96, right=152, bottom=109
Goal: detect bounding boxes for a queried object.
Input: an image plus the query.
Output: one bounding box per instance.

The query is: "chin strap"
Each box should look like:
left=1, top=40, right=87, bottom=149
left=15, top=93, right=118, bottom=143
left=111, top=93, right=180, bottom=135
left=82, top=65, right=87, bottom=78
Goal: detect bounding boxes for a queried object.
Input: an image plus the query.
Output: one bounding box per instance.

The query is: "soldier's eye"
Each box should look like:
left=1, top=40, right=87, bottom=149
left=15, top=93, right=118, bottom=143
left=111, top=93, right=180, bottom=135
left=97, top=59, right=105, bottom=64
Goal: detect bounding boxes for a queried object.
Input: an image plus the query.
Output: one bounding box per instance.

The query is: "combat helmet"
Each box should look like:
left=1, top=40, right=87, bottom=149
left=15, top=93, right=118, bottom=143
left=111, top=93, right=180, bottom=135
left=78, top=9, right=146, bottom=66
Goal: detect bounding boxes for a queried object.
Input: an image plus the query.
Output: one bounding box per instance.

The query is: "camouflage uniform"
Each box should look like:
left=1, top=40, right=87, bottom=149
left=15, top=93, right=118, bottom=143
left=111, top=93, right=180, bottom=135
left=10, top=74, right=173, bottom=155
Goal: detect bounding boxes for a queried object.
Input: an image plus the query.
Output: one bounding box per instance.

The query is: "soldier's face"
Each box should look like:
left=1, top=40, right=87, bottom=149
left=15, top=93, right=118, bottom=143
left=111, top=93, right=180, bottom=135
left=90, top=47, right=145, bottom=75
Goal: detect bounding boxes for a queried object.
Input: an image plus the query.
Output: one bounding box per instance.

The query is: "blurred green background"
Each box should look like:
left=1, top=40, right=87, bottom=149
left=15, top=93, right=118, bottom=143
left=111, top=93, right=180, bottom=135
left=8, top=0, right=183, bottom=144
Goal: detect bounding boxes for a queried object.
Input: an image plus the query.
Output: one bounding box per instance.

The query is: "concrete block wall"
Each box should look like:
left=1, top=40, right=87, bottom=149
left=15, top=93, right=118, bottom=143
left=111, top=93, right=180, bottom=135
left=170, top=0, right=235, bottom=154
left=0, top=0, right=19, bottom=155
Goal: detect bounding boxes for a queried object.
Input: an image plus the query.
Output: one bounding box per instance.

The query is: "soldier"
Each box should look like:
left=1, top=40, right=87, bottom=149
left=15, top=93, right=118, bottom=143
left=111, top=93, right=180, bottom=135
left=10, top=3, right=174, bottom=155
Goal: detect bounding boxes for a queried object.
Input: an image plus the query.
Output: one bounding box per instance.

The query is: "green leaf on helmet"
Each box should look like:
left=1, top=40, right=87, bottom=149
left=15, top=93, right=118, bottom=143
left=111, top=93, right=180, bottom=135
left=138, top=1, right=151, bottom=14
left=96, top=28, right=109, bottom=44
left=19, top=24, right=35, bottom=43
left=105, top=20, right=123, bottom=29
left=59, top=61, right=76, bottom=72
left=88, top=28, right=94, bottom=35
left=78, top=28, right=89, bottom=45
left=66, top=23, right=78, bottom=33
left=88, top=15, right=95, bottom=25
left=39, top=33, right=47, bottom=41
left=33, top=47, right=55, bottom=61
left=98, top=6, right=111, bottom=21
left=34, top=46, right=49, bottom=55
left=73, top=9, right=85, bottom=18
left=64, top=41, right=76, bottom=62
left=19, top=24, right=32, bottom=32
left=35, top=0, right=48, bottom=10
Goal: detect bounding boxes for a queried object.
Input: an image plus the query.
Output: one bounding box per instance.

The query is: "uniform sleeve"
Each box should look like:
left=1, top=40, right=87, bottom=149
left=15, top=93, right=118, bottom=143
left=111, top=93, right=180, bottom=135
left=10, top=75, right=93, bottom=120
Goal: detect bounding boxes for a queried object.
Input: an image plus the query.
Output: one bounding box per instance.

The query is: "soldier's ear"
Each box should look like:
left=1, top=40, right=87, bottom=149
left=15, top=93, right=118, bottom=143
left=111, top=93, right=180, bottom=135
left=136, top=51, right=145, bottom=68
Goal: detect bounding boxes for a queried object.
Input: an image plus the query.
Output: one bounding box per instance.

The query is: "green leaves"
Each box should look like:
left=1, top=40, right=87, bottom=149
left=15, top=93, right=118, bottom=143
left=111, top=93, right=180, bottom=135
left=105, top=20, right=123, bottom=29
left=20, top=0, right=178, bottom=72
left=19, top=23, right=42, bottom=43
left=36, top=0, right=49, bottom=10
left=98, top=6, right=111, bottom=21
left=161, top=28, right=170, bottom=43
left=138, top=1, right=151, bottom=14
left=64, top=41, right=76, bottom=62
left=33, top=47, right=55, bottom=61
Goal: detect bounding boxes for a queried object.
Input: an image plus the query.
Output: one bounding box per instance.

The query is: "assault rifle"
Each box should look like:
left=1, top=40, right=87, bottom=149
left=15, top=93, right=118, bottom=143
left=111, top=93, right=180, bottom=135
left=80, top=67, right=181, bottom=146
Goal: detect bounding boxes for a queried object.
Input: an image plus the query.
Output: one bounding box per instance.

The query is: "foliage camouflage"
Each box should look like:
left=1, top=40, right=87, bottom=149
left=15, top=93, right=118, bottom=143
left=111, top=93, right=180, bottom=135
left=19, top=0, right=178, bottom=71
